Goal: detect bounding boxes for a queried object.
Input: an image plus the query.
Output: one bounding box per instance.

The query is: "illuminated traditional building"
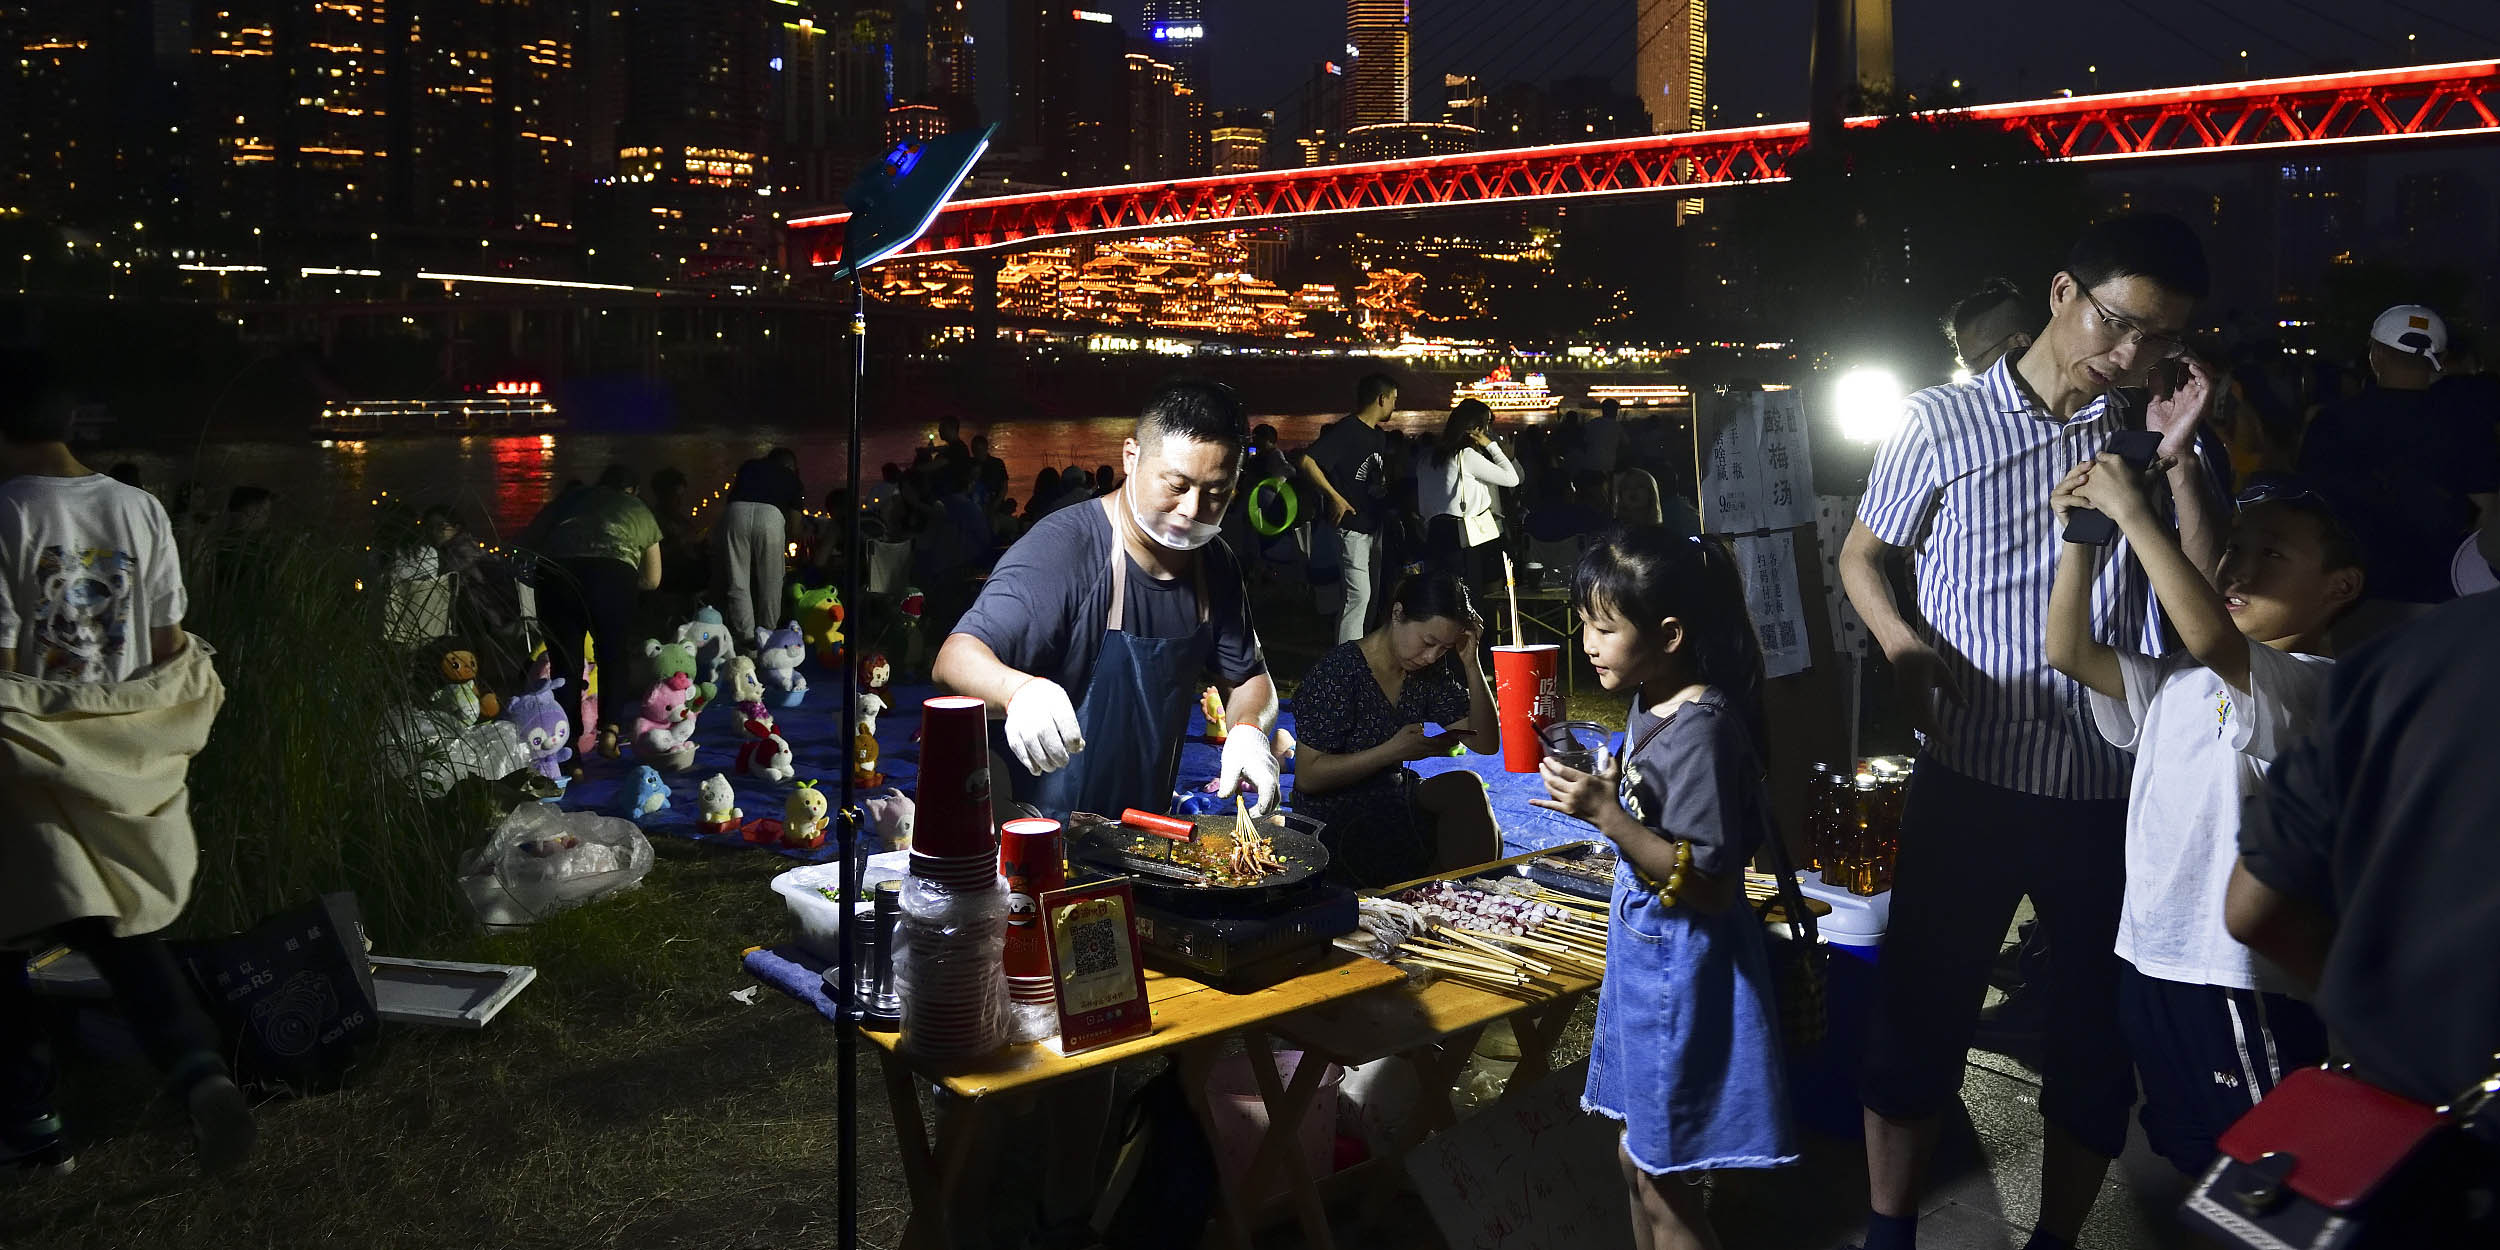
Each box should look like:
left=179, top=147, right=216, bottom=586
left=1343, top=1, right=1408, bottom=130
left=873, top=232, right=1414, bottom=340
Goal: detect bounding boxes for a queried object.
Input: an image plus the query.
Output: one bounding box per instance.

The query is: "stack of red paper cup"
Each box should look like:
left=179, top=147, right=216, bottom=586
left=999, top=817, right=1067, bottom=1006
left=910, top=695, right=1000, bottom=891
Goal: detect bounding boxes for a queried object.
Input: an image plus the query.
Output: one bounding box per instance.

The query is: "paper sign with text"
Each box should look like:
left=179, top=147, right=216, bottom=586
left=1697, top=387, right=1815, bottom=536
left=1734, top=532, right=1811, bottom=679
left=1403, top=1059, right=1634, bottom=1250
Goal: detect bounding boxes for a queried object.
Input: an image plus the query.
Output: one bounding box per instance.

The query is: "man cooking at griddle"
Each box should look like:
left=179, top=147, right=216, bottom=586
left=936, top=379, right=1283, bottom=822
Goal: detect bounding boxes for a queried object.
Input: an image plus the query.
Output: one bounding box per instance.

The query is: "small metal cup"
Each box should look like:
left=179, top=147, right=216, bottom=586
left=869, top=878, right=904, bottom=1014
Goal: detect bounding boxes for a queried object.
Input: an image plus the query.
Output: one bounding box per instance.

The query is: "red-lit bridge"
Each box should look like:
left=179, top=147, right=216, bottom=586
left=789, top=60, right=2500, bottom=266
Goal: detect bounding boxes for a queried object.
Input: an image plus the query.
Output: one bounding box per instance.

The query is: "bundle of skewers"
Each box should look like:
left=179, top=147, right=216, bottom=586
left=1334, top=878, right=1613, bottom=994
left=1226, top=794, right=1284, bottom=879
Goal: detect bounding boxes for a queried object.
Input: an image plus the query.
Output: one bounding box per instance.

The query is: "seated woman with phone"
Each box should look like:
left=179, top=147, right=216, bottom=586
left=1291, top=570, right=1504, bottom=887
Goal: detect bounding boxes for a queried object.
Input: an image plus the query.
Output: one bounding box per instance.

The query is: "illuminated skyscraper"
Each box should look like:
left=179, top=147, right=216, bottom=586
left=1343, top=1, right=1408, bottom=130
left=1633, top=0, right=1705, bottom=220
left=1143, top=0, right=1207, bottom=170
left=1854, top=0, right=1894, bottom=98
left=195, top=0, right=397, bottom=233
left=406, top=0, right=579, bottom=239
left=605, top=0, right=770, bottom=280
left=926, top=0, right=975, bottom=103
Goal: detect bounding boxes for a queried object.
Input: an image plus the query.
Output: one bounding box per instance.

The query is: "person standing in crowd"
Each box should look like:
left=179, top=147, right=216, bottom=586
left=716, top=448, right=801, bottom=644
left=1301, top=374, right=1399, bottom=643
left=1839, top=214, right=2225, bottom=1250
left=2295, top=305, right=2500, bottom=637
left=1570, top=397, right=1625, bottom=479
left=933, top=416, right=970, bottom=468
left=0, top=352, right=254, bottom=1178
left=938, top=380, right=1281, bottom=820
left=1245, top=423, right=1288, bottom=486
left=2228, top=588, right=2500, bottom=1241
left=1534, top=526, right=1797, bottom=1250
left=969, top=434, right=1007, bottom=502
left=1418, top=399, right=1520, bottom=590
left=1290, top=571, right=1501, bottom=886
left=537, top=465, right=661, bottom=757
left=2047, top=460, right=2360, bottom=1176
left=1944, top=277, right=2037, bottom=376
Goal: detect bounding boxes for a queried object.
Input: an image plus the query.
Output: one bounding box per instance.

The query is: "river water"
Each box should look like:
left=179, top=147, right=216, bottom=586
left=92, top=409, right=1465, bottom=541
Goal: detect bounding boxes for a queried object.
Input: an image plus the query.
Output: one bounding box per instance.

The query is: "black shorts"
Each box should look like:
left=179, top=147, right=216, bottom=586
left=2118, top=965, right=2329, bottom=1175
left=1859, top=761, right=2135, bottom=1157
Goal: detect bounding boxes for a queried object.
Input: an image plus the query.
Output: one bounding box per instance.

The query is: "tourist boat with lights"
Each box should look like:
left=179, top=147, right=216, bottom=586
left=1452, top=365, right=1563, bottom=414
left=313, top=381, right=566, bottom=435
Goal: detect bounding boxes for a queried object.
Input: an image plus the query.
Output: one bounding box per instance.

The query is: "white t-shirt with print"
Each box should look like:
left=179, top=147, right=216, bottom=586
left=2089, top=645, right=2331, bottom=994
left=0, top=473, right=187, bottom=682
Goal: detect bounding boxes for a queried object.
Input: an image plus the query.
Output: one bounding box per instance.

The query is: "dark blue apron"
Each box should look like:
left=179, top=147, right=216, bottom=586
left=1014, top=498, right=1211, bottom=821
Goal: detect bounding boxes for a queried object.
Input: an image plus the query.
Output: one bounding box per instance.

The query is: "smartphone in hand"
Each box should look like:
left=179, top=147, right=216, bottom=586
left=2063, top=427, right=2166, bottom=545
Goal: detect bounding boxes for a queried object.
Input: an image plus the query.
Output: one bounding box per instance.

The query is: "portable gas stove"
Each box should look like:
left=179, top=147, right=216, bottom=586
left=1066, top=810, right=1359, bottom=991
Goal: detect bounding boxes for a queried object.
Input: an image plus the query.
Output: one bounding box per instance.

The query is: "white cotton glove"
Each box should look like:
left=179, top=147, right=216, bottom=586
left=1005, top=678, right=1085, bottom=775
left=1219, top=724, right=1282, bottom=818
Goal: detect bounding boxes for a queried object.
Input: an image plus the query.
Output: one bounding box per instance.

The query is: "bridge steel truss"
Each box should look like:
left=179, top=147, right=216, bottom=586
left=788, top=60, right=2500, bottom=264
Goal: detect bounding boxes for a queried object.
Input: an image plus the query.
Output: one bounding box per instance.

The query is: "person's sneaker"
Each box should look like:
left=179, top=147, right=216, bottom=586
left=185, top=1074, right=256, bottom=1175
left=2, top=1111, right=76, bottom=1183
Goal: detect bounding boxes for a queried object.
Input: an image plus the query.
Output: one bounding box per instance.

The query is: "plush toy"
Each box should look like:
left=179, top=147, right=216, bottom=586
left=1200, top=686, right=1228, bottom=740
left=852, top=715, right=884, bottom=789
left=643, top=637, right=716, bottom=720
left=501, top=676, right=573, bottom=781
left=783, top=780, right=829, bottom=850
left=617, top=765, right=668, bottom=820
left=755, top=622, right=809, bottom=704
left=735, top=702, right=795, bottom=782
left=789, top=583, right=845, bottom=668
left=430, top=648, right=486, bottom=725
left=724, top=654, right=763, bottom=707
left=579, top=635, right=604, bottom=759
left=860, top=786, right=915, bottom=851
left=858, top=652, right=892, bottom=704
left=856, top=691, right=889, bottom=735
left=677, top=607, right=735, bottom=687
left=696, top=773, right=741, bottom=835
left=633, top=673, right=698, bottom=763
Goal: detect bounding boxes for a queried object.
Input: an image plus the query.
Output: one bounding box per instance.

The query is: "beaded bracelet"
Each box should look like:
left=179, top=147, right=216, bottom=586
left=1630, top=839, right=1694, bottom=904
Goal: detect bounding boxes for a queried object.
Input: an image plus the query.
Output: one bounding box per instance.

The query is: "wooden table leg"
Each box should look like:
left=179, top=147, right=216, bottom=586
left=1240, top=1033, right=1336, bottom=1250
left=1496, top=991, right=1586, bottom=1102
left=1174, top=1044, right=1257, bottom=1250
left=885, top=1057, right=986, bottom=1250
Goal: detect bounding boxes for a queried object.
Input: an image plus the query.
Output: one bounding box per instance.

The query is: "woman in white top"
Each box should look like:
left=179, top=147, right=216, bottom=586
left=1418, top=399, right=1520, bottom=590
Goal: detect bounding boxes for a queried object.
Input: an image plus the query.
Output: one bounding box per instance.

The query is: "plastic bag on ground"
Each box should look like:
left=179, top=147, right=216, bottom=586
left=460, top=803, right=655, bottom=928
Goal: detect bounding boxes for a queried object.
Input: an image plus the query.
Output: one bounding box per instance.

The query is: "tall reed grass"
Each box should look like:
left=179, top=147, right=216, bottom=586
left=177, top=531, right=482, bottom=950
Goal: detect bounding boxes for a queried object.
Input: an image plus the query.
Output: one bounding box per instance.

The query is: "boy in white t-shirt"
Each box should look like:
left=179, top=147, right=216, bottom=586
left=2046, top=456, right=2363, bottom=1175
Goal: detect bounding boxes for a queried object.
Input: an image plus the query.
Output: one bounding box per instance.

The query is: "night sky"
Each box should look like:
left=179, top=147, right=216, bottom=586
left=971, top=0, right=2500, bottom=125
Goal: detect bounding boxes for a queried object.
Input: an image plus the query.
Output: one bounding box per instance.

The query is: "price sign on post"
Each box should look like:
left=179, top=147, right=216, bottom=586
left=1697, top=386, right=1815, bottom=535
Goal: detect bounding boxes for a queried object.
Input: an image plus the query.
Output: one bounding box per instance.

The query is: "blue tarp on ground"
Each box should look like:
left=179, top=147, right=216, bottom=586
left=560, top=655, right=1609, bottom=861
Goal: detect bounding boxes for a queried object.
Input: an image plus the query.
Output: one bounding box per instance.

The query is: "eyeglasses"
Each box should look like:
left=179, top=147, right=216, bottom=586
left=2075, top=283, right=2189, bottom=361
left=2234, top=480, right=2322, bottom=508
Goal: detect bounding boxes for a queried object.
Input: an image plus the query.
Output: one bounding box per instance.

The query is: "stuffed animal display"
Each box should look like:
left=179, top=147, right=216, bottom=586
left=697, top=773, right=741, bottom=834
left=643, top=637, right=716, bottom=720
left=501, top=676, right=573, bottom=781
left=755, top=622, right=809, bottom=699
left=783, top=780, right=828, bottom=850
left=618, top=766, right=669, bottom=820
left=789, top=583, right=845, bottom=668
left=860, top=786, right=915, bottom=851
left=724, top=654, right=763, bottom=707
left=735, top=701, right=795, bottom=782
left=678, top=607, right=735, bottom=687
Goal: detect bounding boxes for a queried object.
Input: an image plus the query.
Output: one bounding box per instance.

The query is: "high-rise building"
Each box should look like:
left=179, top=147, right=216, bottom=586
left=404, top=0, right=581, bottom=242
left=1633, top=0, right=1705, bottom=221
left=1142, top=1, right=1206, bottom=172
left=2273, top=158, right=2368, bottom=308
left=601, top=0, right=770, bottom=281
left=1040, top=9, right=1125, bottom=184
left=1126, top=50, right=1190, bottom=179
left=194, top=0, right=399, bottom=236
left=1209, top=112, right=1269, bottom=175
left=1343, top=1, right=1408, bottom=130
left=1296, top=60, right=1344, bottom=166
left=1853, top=0, right=1894, bottom=100
left=925, top=0, right=975, bottom=104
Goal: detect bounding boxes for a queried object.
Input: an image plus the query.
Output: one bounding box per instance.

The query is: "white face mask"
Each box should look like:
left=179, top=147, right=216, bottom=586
left=1127, top=479, right=1221, bottom=551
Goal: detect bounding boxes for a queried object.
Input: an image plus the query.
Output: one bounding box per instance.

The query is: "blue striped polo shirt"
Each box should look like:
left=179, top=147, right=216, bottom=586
left=1859, top=356, right=2168, bottom=800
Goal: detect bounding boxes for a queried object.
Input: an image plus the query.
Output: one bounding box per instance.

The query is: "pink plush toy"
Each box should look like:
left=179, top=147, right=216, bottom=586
left=634, top=672, right=697, bottom=758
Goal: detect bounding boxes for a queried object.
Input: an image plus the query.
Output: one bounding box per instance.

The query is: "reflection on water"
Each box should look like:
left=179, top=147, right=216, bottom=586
left=97, top=410, right=1462, bottom=540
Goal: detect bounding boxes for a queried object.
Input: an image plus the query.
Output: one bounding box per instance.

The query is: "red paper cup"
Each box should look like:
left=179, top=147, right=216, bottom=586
left=999, top=818, right=1066, bottom=981
left=916, top=695, right=997, bottom=858
left=910, top=851, right=1000, bottom=891
left=1491, top=644, right=1563, bottom=773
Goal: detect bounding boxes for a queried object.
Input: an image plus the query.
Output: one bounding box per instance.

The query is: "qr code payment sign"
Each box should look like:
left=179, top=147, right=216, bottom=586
left=1054, top=896, right=1138, bottom=1015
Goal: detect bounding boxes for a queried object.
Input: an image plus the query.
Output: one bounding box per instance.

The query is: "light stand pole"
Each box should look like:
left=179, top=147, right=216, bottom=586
left=820, top=124, right=993, bottom=1250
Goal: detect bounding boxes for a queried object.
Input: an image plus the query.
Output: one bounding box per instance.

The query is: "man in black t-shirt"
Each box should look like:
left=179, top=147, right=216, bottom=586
left=717, top=448, right=801, bottom=642
left=938, top=381, right=1282, bottom=819
left=1299, top=373, right=1398, bottom=643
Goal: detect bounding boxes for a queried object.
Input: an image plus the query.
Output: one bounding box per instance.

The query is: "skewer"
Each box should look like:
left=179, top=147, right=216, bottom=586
left=1477, top=931, right=1605, bottom=970
left=1420, top=930, right=1553, bottom=975
left=1402, top=937, right=1536, bottom=976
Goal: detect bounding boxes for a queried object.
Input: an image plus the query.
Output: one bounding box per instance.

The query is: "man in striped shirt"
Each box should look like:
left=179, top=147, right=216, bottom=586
left=1839, top=215, right=2227, bottom=1250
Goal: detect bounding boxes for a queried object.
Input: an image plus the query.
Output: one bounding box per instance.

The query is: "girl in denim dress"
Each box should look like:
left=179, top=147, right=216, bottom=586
left=1534, top=526, right=1797, bottom=1249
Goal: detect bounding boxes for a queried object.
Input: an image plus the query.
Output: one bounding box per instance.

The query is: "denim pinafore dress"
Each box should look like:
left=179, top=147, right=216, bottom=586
left=1581, top=696, right=1799, bottom=1175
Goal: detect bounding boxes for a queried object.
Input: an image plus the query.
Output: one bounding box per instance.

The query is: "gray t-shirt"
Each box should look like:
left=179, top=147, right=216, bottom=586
left=1618, top=689, right=1772, bottom=877
left=954, top=498, right=1265, bottom=702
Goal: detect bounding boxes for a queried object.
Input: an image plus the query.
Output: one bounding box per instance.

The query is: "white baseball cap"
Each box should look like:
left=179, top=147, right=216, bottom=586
left=2370, top=305, right=2447, bottom=369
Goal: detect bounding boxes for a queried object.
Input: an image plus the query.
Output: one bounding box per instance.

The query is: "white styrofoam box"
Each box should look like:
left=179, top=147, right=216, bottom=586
left=772, top=851, right=913, bottom=959
left=1797, top=870, right=1891, bottom=947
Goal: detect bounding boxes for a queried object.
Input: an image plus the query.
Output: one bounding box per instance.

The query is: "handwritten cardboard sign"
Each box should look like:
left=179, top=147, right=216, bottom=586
left=1403, top=1059, right=1633, bottom=1250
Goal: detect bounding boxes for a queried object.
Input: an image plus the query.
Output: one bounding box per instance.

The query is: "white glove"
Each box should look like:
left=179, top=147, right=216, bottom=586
left=1005, top=678, right=1084, bottom=775
left=1219, top=724, right=1281, bottom=818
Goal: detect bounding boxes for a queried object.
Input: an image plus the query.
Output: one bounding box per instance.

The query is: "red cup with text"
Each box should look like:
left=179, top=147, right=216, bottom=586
left=1491, top=644, right=1563, bottom=773
left=999, top=817, right=1066, bottom=1000
left=915, top=695, right=997, bottom=858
